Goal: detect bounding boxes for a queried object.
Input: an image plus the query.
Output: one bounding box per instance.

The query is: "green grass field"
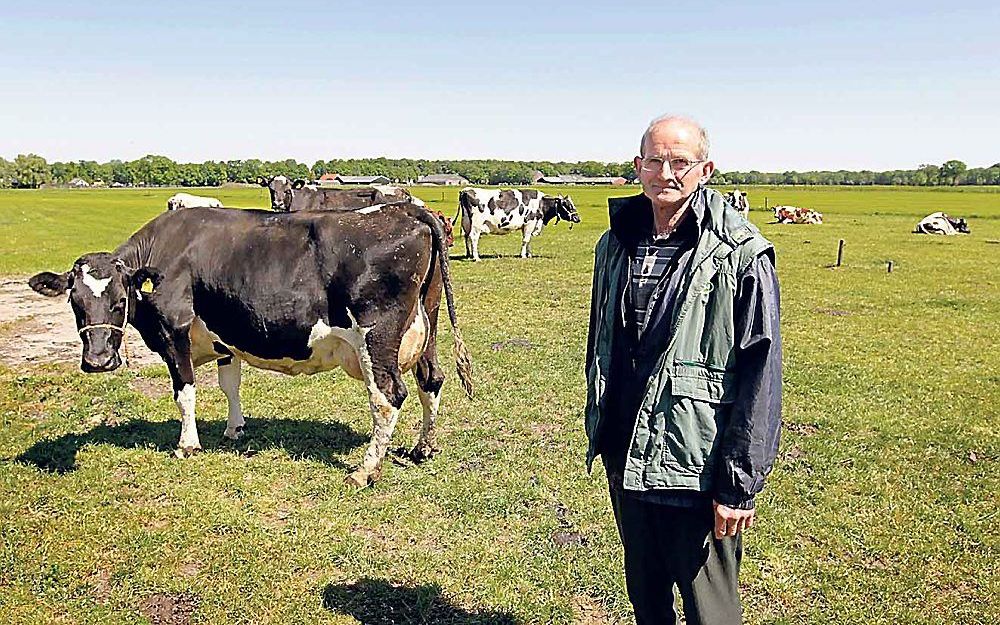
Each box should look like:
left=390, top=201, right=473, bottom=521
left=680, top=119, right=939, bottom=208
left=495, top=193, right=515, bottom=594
left=1, top=185, right=998, bottom=624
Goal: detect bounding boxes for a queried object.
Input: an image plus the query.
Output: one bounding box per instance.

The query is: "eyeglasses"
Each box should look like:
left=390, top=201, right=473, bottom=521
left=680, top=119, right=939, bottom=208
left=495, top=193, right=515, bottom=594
left=639, top=156, right=703, bottom=178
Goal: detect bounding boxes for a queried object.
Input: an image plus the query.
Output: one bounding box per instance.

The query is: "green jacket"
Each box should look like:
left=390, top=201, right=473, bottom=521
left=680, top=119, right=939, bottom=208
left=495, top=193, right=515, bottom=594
left=585, top=186, right=774, bottom=494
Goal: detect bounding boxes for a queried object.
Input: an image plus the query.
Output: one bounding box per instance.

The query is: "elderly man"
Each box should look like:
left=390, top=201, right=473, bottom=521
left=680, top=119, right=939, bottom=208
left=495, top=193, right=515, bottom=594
left=584, top=115, right=782, bottom=624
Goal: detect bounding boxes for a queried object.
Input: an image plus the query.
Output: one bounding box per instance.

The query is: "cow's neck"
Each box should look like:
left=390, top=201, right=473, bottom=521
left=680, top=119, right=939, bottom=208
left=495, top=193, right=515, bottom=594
left=114, top=233, right=153, bottom=272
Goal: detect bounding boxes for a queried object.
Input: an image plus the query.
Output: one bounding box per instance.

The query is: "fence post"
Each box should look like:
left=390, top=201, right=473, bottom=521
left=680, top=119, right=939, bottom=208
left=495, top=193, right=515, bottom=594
left=836, top=239, right=845, bottom=267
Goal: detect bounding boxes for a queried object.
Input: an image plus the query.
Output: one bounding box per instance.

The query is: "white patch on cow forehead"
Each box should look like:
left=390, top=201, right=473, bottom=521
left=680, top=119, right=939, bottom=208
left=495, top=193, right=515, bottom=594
left=356, top=204, right=383, bottom=214
left=273, top=175, right=288, bottom=183
left=80, top=265, right=112, bottom=297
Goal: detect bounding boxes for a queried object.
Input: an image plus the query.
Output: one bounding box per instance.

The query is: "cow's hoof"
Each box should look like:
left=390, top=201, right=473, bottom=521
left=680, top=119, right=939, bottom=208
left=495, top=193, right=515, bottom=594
left=173, top=446, right=201, bottom=459
left=345, top=470, right=371, bottom=488
left=409, top=443, right=438, bottom=464
left=223, top=425, right=245, bottom=441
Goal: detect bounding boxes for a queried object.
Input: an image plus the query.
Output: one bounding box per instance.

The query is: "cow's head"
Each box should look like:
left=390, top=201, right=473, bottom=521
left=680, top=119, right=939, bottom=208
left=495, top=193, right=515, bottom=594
left=541, top=195, right=581, bottom=225
left=258, top=175, right=296, bottom=211
left=28, top=253, right=159, bottom=373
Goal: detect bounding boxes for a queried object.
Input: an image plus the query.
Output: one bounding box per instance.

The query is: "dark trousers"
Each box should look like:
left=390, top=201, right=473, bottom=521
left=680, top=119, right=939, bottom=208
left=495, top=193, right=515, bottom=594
left=609, top=486, right=743, bottom=625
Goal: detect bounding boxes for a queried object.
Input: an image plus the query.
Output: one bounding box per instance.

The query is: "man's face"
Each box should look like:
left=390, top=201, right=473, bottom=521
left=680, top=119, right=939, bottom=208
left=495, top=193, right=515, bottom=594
left=634, top=121, right=714, bottom=210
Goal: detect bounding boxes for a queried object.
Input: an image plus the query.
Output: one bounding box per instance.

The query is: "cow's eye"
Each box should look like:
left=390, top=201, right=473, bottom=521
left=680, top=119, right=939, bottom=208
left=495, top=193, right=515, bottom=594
left=111, top=298, right=126, bottom=313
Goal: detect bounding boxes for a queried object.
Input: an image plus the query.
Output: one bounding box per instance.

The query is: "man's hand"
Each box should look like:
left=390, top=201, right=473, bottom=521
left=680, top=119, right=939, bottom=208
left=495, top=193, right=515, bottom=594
left=713, top=500, right=755, bottom=539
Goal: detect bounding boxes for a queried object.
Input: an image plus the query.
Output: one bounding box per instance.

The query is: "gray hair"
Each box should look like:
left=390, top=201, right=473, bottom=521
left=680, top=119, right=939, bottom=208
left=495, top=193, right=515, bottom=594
left=639, top=114, right=710, bottom=161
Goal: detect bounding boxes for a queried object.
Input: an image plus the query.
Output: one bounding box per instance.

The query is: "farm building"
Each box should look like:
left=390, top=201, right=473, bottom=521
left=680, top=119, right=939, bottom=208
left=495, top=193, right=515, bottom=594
left=68, top=177, right=90, bottom=188
left=317, top=173, right=339, bottom=183
left=334, top=175, right=390, bottom=185
left=416, top=174, right=470, bottom=186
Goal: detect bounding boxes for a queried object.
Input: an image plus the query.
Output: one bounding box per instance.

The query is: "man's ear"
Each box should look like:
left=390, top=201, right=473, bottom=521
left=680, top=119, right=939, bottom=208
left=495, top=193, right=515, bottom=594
left=633, top=155, right=643, bottom=178
left=699, top=160, right=715, bottom=183
left=28, top=271, right=72, bottom=297
left=130, top=267, right=163, bottom=295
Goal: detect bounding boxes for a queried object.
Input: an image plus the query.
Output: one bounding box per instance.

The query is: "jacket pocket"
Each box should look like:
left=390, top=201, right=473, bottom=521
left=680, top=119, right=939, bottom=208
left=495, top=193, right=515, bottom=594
left=670, top=363, right=737, bottom=404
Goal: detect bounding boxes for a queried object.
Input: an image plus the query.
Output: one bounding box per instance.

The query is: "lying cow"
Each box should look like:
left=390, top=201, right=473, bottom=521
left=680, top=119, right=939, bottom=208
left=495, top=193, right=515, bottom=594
left=28, top=203, right=473, bottom=486
left=774, top=205, right=823, bottom=224
left=166, top=192, right=224, bottom=210
left=454, top=188, right=580, bottom=261
left=724, top=189, right=750, bottom=218
left=913, top=212, right=970, bottom=235
left=258, top=175, right=421, bottom=212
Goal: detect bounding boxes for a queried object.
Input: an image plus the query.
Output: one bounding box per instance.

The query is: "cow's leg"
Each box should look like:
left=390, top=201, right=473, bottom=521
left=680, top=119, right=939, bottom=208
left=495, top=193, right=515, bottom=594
left=521, top=229, right=533, bottom=258
left=218, top=357, right=245, bottom=440
left=463, top=213, right=473, bottom=259
left=410, top=307, right=445, bottom=462
left=470, top=229, right=483, bottom=262
left=346, top=326, right=409, bottom=487
left=163, top=332, right=200, bottom=458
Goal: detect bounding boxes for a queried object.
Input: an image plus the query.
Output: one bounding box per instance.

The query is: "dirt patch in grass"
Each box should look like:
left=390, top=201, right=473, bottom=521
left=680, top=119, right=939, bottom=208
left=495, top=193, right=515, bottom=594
left=785, top=422, right=820, bottom=436
left=0, top=278, right=160, bottom=369
left=139, top=592, right=200, bottom=625
left=572, top=595, right=613, bottom=625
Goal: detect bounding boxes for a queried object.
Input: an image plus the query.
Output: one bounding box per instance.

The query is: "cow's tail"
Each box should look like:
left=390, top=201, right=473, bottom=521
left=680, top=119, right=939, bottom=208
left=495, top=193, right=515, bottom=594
left=412, top=206, right=474, bottom=398
left=452, top=190, right=469, bottom=231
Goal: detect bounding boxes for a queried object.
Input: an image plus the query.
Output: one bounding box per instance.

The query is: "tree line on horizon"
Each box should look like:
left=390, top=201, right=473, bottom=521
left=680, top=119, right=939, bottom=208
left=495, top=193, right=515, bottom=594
left=1, top=154, right=998, bottom=189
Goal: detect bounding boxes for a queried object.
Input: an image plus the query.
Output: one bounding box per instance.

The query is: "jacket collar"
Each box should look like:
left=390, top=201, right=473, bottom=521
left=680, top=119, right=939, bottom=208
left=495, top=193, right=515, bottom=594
left=608, top=187, right=707, bottom=251
left=609, top=186, right=757, bottom=252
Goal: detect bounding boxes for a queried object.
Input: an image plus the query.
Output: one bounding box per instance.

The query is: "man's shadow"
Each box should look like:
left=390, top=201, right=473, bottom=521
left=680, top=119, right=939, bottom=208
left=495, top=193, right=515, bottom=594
left=321, top=578, right=519, bottom=625
left=15, top=416, right=367, bottom=473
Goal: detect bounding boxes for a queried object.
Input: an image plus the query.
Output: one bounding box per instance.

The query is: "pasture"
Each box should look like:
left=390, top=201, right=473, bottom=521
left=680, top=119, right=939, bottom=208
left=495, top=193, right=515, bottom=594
left=0, top=185, right=997, bottom=624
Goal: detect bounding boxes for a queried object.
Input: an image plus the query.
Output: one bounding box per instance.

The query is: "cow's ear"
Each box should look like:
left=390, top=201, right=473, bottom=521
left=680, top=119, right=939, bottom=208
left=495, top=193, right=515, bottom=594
left=29, top=271, right=72, bottom=297
left=257, top=176, right=268, bottom=187
left=130, top=267, right=163, bottom=295
left=292, top=179, right=306, bottom=189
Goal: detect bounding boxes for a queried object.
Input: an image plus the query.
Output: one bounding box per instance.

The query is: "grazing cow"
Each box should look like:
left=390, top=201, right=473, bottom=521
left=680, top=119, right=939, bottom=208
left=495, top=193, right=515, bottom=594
left=724, top=189, right=750, bottom=218
left=28, top=203, right=473, bottom=486
left=166, top=192, right=224, bottom=210
left=774, top=205, right=823, bottom=224
left=913, top=212, right=970, bottom=235
left=454, top=188, right=581, bottom=261
left=257, top=176, right=421, bottom=212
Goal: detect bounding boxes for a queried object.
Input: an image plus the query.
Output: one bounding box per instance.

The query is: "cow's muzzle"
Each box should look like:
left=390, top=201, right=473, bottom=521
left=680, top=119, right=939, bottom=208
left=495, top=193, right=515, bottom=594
left=81, top=350, right=121, bottom=373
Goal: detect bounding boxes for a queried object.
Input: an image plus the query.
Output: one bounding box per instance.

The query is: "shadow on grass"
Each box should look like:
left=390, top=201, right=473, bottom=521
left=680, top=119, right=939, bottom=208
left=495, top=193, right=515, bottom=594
left=15, top=416, right=367, bottom=473
left=321, top=578, right=520, bottom=625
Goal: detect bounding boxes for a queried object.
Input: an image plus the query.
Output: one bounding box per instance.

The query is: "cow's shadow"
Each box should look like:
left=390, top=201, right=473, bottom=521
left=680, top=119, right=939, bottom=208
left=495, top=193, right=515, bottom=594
left=321, top=578, right=520, bottom=625
left=15, top=416, right=367, bottom=474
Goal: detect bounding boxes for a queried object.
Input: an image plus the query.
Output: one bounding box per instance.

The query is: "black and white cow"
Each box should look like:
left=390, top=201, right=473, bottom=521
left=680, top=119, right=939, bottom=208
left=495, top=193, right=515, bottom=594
left=28, top=203, right=473, bottom=486
left=453, top=188, right=580, bottom=261
left=258, top=175, right=421, bottom=212
left=913, top=212, right=970, bottom=235
left=724, top=189, right=749, bottom=218
left=166, top=193, right=224, bottom=210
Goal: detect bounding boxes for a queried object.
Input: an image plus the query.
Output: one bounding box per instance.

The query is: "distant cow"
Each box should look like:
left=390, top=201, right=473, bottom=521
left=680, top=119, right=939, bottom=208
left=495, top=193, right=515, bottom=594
left=913, top=212, right=970, bottom=235
left=166, top=193, right=224, bottom=210
left=774, top=205, right=823, bottom=224
left=724, top=189, right=750, bottom=218
left=258, top=175, right=421, bottom=212
left=454, top=188, right=580, bottom=261
left=28, top=203, right=473, bottom=486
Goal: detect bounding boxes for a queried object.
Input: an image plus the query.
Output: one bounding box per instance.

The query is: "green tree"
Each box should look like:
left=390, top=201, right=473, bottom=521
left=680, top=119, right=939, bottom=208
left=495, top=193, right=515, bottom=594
left=12, top=154, right=50, bottom=188
left=939, top=160, right=967, bottom=185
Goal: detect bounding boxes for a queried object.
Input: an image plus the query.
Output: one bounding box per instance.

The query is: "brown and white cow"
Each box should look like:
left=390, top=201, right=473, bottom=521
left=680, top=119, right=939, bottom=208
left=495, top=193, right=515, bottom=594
left=258, top=175, right=421, bottom=212
left=454, top=188, right=580, bottom=261
left=774, top=205, right=823, bottom=224
left=28, top=203, right=473, bottom=486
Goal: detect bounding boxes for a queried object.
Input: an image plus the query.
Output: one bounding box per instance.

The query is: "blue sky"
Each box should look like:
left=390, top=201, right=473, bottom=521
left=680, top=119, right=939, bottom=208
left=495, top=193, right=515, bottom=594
left=1, top=1, right=997, bottom=171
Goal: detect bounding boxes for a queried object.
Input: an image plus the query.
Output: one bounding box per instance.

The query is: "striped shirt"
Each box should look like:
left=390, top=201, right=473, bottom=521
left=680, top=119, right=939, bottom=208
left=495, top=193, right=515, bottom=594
left=631, top=234, right=684, bottom=335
